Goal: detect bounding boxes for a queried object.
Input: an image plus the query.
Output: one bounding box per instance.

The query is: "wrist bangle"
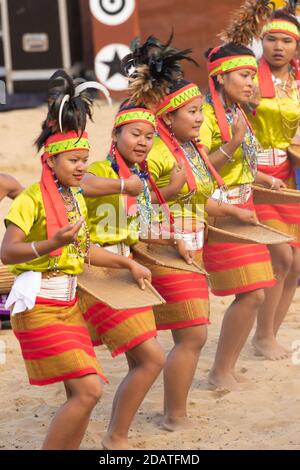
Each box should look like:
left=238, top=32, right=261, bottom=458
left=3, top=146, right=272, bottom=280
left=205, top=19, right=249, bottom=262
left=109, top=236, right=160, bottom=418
left=270, top=176, right=276, bottom=190
left=120, top=177, right=125, bottom=194
left=31, top=241, right=41, bottom=258
left=220, top=146, right=233, bottom=162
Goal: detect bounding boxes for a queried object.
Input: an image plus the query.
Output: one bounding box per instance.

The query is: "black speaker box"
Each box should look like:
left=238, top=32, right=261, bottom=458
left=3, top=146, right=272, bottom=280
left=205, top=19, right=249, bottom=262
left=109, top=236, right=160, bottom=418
left=1, top=0, right=83, bottom=93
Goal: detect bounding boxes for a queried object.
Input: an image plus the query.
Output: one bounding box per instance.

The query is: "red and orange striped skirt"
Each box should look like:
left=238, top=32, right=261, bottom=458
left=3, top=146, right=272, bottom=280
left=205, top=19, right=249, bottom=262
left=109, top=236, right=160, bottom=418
left=139, top=251, right=210, bottom=330
left=78, top=290, right=157, bottom=357
left=11, top=301, right=107, bottom=386
left=203, top=197, right=276, bottom=296
left=255, top=159, right=300, bottom=248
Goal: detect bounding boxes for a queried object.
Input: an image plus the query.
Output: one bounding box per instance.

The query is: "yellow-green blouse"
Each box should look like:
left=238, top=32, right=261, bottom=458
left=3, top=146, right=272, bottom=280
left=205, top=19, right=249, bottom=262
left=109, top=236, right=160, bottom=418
left=84, top=161, right=139, bottom=246
left=200, top=101, right=254, bottom=188
left=5, top=182, right=87, bottom=276
left=147, top=135, right=215, bottom=224
left=247, top=83, right=300, bottom=150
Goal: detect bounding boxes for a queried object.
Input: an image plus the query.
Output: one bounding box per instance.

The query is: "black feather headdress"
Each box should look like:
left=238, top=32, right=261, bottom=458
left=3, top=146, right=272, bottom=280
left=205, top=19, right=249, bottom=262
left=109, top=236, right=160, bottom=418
left=121, top=32, right=198, bottom=107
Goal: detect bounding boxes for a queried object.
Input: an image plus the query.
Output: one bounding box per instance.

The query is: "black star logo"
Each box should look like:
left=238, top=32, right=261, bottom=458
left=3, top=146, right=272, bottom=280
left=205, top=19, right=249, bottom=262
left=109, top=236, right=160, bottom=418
left=102, top=50, right=126, bottom=80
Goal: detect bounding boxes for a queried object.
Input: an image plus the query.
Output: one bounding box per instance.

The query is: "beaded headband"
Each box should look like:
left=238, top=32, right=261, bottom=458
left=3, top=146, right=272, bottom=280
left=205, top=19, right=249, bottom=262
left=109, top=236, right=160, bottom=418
left=43, top=131, right=90, bottom=157
left=208, top=55, right=258, bottom=77
left=156, top=83, right=202, bottom=117
left=114, top=108, right=156, bottom=129
left=262, top=20, right=300, bottom=41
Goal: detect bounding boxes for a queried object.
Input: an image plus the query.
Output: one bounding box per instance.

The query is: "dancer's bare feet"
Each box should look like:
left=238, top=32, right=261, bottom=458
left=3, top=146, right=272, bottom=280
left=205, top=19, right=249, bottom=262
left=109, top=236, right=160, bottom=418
left=252, top=336, right=290, bottom=361
left=208, top=370, right=241, bottom=391
left=232, top=370, right=251, bottom=384
left=102, top=433, right=130, bottom=450
left=161, top=416, right=194, bottom=432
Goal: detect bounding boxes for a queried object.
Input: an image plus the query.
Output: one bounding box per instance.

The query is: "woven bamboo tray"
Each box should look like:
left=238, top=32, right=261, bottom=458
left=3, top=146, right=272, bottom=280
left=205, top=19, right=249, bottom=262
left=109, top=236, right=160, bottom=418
left=208, top=216, right=294, bottom=245
left=132, top=243, right=207, bottom=274
left=253, top=184, right=300, bottom=204
left=77, top=264, right=165, bottom=310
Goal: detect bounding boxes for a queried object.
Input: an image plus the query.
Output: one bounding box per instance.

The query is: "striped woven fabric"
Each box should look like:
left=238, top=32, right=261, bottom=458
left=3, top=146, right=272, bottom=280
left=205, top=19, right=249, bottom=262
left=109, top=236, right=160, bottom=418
left=144, top=251, right=210, bottom=330
left=203, top=196, right=276, bottom=296
left=11, top=301, right=107, bottom=386
left=255, top=159, right=300, bottom=248
left=79, top=290, right=157, bottom=357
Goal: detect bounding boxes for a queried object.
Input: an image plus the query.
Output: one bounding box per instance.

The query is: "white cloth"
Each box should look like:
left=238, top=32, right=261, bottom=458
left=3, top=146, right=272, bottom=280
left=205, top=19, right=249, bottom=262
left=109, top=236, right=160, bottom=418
left=5, top=271, right=77, bottom=315
left=5, top=271, right=42, bottom=315
left=38, top=275, right=77, bottom=302
left=103, top=242, right=131, bottom=257
left=211, top=184, right=252, bottom=205
left=181, top=230, right=204, bottom=251
left=257, top=148, right=287, bottom=166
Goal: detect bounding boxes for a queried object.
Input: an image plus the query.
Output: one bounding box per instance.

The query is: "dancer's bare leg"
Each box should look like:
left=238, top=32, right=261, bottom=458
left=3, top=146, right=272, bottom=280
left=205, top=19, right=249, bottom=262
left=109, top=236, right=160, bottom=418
left=42, top=374, right=102, bottom=450
left=162, top=324, right=207, bottom=431
left=209, top=289, right=264, bottom=391
left=102, top=338, right=165, bottom=450
left=253, top=244, right=293, bottom=360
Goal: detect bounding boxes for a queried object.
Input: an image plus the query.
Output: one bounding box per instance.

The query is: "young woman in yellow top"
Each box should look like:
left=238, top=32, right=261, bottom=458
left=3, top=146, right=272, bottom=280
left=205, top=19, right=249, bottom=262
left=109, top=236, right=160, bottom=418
left=200, top=43, right=277, bottom=390
left=79, top=104, right=169, bottom=450
left=0, top=70, right=151, bottom=450
left=246, top=9, right=300, bottom=360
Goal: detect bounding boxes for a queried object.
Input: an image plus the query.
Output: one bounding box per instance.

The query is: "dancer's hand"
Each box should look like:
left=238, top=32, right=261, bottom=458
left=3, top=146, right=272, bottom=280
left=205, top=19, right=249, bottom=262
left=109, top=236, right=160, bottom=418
left=124, top=175, right=144, bottom=196
left=268, top=176, right=287, bottom=191
left=169, top=159, right=187, bottom=193
left=248, top=84, right=260, bottom=108
left=51, top=217, right=84, bottom=248
left=231, top=109, right=248, bottom=148
left=232, top=207, right=258, bottom=225
left=175, top=238, right=195, bottom=264
left=129, top=260, right=152, bottom=290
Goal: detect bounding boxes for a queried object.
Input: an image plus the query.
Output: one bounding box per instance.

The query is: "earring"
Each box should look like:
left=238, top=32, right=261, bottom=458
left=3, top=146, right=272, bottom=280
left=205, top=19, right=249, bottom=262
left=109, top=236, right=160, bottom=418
left=168, top=123, right=180, bottom=152
left=51, top=169, right=64, bottom=193
left=110, top=143, right=120, bottom=174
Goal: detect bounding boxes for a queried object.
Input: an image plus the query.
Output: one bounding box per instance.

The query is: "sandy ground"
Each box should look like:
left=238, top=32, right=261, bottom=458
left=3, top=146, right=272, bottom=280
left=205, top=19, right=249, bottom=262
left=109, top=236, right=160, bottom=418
left=0, top=104, right=300, bottom=450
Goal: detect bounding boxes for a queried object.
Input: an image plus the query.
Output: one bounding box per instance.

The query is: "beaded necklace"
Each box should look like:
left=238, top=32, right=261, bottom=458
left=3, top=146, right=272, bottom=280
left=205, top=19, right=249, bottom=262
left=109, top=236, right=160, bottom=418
left=226, top=105, right=259, bottom=178
left=107, top=155, right=153, bottom=226
left=180, top=141, right=215, bottom=198
left=52, top=172, right=90, bottom=260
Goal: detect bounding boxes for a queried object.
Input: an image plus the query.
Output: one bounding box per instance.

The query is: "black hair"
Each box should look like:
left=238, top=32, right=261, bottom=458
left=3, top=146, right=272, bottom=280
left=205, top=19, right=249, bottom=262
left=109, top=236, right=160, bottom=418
left=204, top=42, right=255, bottom=62
left=35, top=70, right=95, bottom=151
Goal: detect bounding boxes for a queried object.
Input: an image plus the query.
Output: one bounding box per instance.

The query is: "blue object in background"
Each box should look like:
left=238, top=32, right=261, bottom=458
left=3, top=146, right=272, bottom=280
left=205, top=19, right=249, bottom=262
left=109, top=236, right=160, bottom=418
left=296, top=169, right=300, bottom=189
